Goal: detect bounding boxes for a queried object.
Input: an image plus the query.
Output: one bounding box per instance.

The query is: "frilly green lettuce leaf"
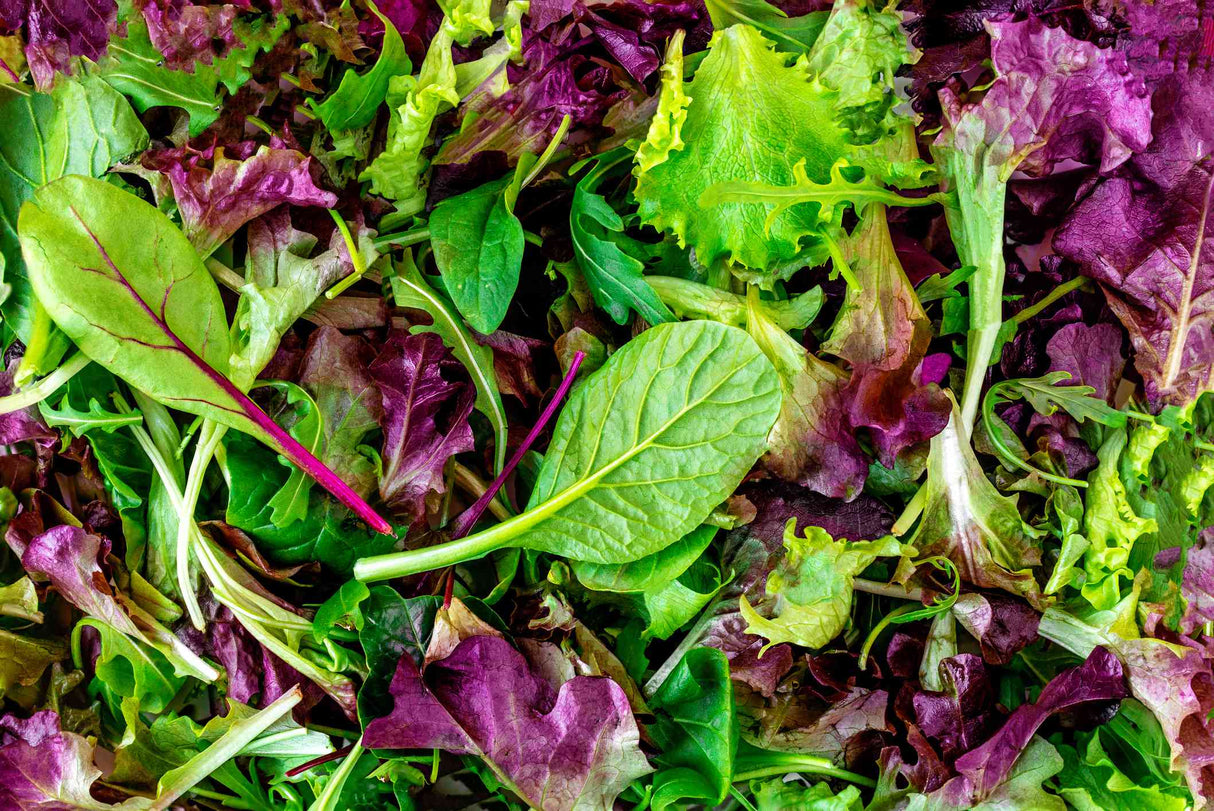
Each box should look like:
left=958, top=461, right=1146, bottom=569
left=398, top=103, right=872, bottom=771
left=1082, top=430, right=1157, bottom=610
left=740, top=519, right=908, bottom=650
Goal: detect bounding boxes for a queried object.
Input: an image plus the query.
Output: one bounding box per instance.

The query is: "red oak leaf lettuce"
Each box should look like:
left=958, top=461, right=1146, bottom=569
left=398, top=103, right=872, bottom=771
left=0, top=710, right=107, bottom=809
left=825, top=204, right=949, bottom=466
left=363, top=634, right=652, bottom=810
left=953, top=646, right=1127, bottom=798
left=14, top=525, right=141, bottom=638
left=142, top=143, right=338, bottom=257
left=139, top=0, right=240, bottom=71
left=0, top=0, right=117, bottom=89
left=369, top=331, right=475, bottom=524
left=951, top=592, right=1041, bottom=665
left=1054, top=69, right=1214, bottom=407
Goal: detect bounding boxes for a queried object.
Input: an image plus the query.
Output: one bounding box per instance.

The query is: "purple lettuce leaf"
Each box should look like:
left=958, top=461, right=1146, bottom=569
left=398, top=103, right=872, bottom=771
left=142, top=143, right=338, bottom=257
left=0, top=710, right=107, bottom=808
left=954, top=647, right=1127, bottom=799
left=139, top=0, right=240, bottom=71
left=180, top=597, right=331, bottom=721
left=1179, top=528, right=1214, bottom=635
left=369, top=331, right=475, bottom=524
left=473, top=328, right=548, bottom=404
left=910, top=653, right=997, bottom=763
left=15, top=525, right=141, bottom=638
left=722, top=480, right=894, bottom=598
left=1044, top=322, right=1127, bottom=404
left=363, top=634, right=652, bottom=810
left=952, top=592, right=1041, bottom=666
left=0, top=0, right=117, bottom=89
left=0, top=364, right=57, bottom=450
left=701, top=611, right=793, bottom=698
left=1054, top=69, right=1214, bottom=408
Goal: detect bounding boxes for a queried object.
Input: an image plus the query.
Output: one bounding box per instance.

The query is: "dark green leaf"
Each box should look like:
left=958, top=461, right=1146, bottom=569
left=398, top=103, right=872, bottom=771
left=430, top=176, right=524, bottom=333
left=314, top=2, right=411, bottom=131
left=356, top=587, right=440, bottom=725
left=650, top=647, right=736, bottom=809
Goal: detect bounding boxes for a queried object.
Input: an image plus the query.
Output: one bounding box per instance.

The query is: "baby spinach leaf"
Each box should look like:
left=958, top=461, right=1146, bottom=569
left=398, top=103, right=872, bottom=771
left=19, top=175, right=391, bottom=533
left=572, top=525, right=718, bottom=593
left=313, top=1, right=412, bottom=131
left=356, top=587, right=440, bottom=724
left=430, top=174, right=525, bottom=334
left=355, top=319, right=781, bottom=580
left=0, top=73, right=147, bottom=361
left=222, top=434, right=400, bottom=575
left=650, top=647, right=737, bottom=809
left=704, top=0, right=828, bottom=54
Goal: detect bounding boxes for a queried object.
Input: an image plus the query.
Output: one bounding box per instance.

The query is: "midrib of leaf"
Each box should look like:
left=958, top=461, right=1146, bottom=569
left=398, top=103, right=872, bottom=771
left=1161, top=166, right=1214, bottom=392
left=103, top=71, right=215, bottom=109
left=477, top=346, right=743, bottom=551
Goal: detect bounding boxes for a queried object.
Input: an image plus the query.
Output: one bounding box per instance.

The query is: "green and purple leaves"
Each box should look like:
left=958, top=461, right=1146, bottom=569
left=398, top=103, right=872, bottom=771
left=17, top=175, right=391, bottom=534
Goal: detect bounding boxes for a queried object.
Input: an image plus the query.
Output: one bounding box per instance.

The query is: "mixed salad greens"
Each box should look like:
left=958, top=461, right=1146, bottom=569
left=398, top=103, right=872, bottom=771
left=0, top=0, right=1210, bottom=808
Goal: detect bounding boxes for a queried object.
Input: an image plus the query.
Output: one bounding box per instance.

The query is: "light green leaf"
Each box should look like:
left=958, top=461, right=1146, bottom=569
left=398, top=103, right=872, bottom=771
left=1082, top=430, right=1156, bottom=609
left=572, top=525, right=717, bottom=592
left=740, top=521, right=906, bottom=649
left=635, top=31, right=689, bottom=174
left=633, top=23, right=912, bottom=285
left=354, top=319, right=781, bottom=579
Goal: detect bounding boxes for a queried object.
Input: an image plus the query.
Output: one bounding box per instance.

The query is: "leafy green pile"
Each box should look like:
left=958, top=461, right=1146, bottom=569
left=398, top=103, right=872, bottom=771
left=0, top=0, right=1210, bottom=808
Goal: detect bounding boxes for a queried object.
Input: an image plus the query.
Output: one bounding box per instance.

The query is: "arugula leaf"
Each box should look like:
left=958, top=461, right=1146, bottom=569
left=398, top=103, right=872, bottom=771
left=19, top=175, right=391, bottom=533
left=355, top=319, right=781, bottom=579
left=96, top=19, right=224, bottom=137
left=571, top=162, right=675, bottom=326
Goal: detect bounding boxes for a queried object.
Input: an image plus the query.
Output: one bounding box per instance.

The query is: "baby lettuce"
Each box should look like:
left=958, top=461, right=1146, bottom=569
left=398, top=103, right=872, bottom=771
left=354, top=319, right=781, bottom=580
left=17, top=175, right=390, bottom=533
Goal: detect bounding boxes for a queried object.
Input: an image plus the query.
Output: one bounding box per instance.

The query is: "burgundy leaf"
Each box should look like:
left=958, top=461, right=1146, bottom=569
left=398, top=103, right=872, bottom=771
left=370, top=332, right=475, bottom=524
left=363, top=635, right=652, bottom=810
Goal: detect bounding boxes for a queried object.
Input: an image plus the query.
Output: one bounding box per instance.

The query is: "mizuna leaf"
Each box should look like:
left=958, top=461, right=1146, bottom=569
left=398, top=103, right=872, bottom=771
left=355, top=319, right=781, bottom=580
left=18, top=175, right=391, bottom=534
